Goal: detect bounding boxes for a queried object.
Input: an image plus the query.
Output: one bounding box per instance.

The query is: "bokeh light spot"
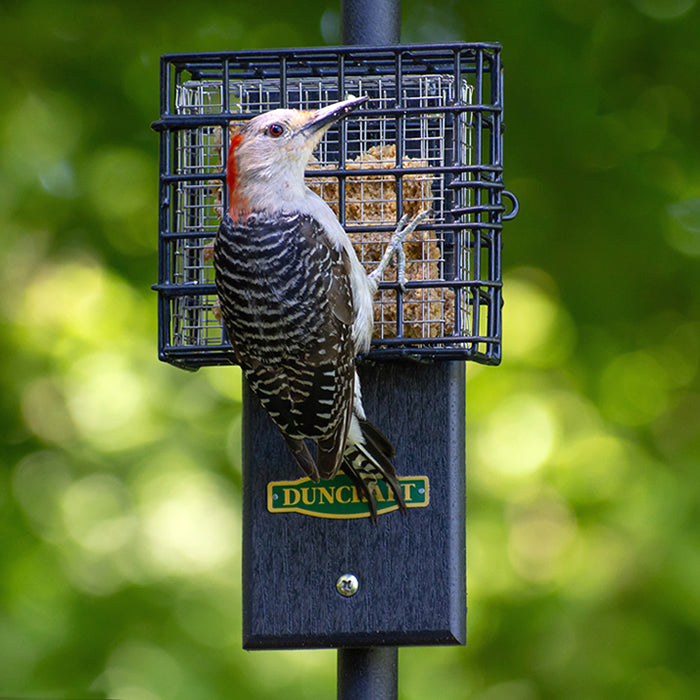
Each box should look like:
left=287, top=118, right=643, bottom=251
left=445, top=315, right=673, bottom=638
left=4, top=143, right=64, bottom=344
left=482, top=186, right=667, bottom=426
left=1, top=91, right=81, bottom=185
left=105, top=642, right=183, bottom=700
left=507, top=495, right=578, bottom=582
left=503, top=273, right=576, bottom=366
left=21, top=377, right=75, bottom=444
left=64, top=352, right=155, bottom=451
left=140, top=470, right=239, bottom=575
left=666, top=198, right=700, bottom=256
left=61, top=473, right=136, bottom=554
left=87, top=148, right=152, bottom=220
left=599, top=351, right=669, bottom=426
left=476, top=394, right=558, bottom=478
left=632, top=0, right=695, bottom=20
left=13, top=451, right=73, bottom=540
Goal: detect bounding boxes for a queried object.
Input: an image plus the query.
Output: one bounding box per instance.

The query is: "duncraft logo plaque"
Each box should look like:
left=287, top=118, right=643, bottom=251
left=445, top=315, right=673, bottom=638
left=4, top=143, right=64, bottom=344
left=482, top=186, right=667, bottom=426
left=267, top=474, right=429, bottom=519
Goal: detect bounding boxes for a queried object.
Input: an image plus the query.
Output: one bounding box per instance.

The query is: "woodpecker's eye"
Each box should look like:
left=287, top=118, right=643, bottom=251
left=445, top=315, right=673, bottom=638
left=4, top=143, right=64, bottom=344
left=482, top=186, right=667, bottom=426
left=266, top=123, right=285, bottom=137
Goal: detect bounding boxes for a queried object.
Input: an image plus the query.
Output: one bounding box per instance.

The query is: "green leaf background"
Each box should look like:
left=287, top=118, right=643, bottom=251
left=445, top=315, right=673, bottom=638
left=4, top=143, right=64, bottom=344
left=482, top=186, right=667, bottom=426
left=2, top=0, right=699, bottom=697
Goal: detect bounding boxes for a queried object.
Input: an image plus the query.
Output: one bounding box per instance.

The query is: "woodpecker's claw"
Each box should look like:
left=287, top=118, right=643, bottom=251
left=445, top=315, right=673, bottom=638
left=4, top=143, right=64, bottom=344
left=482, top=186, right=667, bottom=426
left=368, top=209, right=432, bottom=294
left=395, top=238, right=407, bottom=295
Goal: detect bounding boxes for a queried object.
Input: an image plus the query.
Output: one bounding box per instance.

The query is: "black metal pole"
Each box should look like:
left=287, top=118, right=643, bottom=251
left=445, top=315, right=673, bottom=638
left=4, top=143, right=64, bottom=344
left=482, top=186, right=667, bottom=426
left=338, top=2, right=401, bottom=699
left=341, top=0, right=401, bottom=45
left=338, top=647, right=398, bottom=700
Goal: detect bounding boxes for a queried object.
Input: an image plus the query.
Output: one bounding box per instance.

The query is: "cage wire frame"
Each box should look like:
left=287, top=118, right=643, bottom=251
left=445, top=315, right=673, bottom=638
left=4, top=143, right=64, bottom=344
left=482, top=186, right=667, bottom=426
left=152, top=44, right=516, bottom=370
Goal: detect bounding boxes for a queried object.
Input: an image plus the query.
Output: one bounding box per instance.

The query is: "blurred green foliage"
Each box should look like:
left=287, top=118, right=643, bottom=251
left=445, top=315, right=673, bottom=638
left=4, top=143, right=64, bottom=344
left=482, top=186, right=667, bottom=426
left=1, top=0, right=699, bottom=698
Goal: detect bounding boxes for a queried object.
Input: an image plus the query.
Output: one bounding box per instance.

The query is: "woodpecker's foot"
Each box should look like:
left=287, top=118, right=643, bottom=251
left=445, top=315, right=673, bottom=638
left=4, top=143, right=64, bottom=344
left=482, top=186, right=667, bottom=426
left=368, top=209, right=432, bottom=293
left=390, top=216, right=409, bottom=294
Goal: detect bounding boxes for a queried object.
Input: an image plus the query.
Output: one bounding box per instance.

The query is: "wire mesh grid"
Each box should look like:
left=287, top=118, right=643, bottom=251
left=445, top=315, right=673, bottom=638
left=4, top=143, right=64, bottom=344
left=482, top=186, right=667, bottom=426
left=153, top=44, right=514, bottom=368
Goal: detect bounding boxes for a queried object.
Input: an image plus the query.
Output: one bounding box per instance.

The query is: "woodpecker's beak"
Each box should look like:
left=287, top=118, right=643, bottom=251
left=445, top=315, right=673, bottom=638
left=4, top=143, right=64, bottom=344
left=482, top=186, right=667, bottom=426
left=300, top=95, right=369, bottom=137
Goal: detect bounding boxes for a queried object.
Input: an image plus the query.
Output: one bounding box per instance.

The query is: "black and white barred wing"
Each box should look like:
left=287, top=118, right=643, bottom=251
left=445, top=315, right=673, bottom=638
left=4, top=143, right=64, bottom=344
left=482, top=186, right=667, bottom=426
left=213, top=212, right=356, bottom=481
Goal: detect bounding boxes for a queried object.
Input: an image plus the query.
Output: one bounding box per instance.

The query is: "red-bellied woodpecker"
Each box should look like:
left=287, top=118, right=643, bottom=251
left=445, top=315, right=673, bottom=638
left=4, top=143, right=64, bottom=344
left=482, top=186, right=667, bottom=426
left=213, top=95, right=429, bottom=521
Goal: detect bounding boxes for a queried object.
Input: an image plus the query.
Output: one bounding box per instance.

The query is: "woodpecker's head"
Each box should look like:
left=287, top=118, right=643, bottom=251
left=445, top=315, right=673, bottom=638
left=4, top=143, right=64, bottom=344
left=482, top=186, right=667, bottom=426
left=227, top=95, right=368, bottom=218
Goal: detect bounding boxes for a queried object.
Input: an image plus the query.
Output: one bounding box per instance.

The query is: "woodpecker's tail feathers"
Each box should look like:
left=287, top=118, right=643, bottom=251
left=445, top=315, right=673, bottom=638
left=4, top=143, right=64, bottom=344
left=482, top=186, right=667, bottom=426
left=316, top=431, right=348, bottom=482
left=358, top=417, right=396, bottom=460
left=283, top=436, right=320, bottom=482
left=342, top=419, right=406, bottom=523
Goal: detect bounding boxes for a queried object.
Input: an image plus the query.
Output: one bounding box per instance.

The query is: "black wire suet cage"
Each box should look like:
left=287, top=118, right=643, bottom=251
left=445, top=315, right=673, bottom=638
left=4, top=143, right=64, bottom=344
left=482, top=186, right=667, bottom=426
left=152, top=44, right=516, bottom=370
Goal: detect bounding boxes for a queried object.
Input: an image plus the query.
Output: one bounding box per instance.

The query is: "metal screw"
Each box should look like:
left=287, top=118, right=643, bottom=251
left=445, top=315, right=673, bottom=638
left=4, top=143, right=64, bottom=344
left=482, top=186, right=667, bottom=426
left=336, top=573, right=359, bottom=597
